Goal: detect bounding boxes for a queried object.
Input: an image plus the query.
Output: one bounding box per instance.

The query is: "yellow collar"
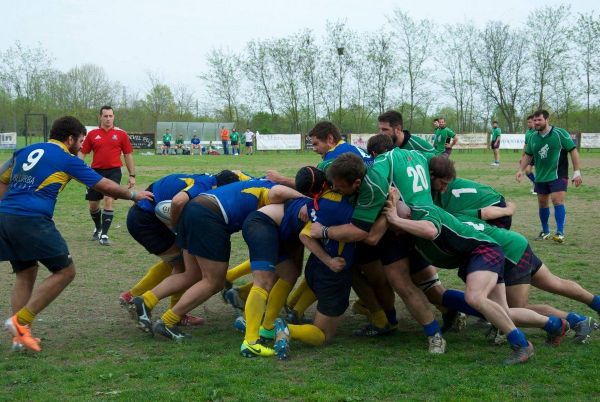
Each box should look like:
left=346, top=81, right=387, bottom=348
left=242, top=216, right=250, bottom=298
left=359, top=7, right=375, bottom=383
left=49, top=139, right=70, bottom=153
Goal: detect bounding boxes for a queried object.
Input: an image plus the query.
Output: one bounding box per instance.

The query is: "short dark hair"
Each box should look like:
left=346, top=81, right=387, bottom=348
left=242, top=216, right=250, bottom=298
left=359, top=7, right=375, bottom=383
left=526, top=114, right=534, bottom=120
left=327, top=153, right=366, bottom=185
left=50, top=116, right=86, bottom=142
left=367, top=134, right=394, bottom=156
left=308, top=121, right=341, bottom=142
left=429, top=155, right=456, bottom=181
left=215, top=170, right=240, bottom=187
left=533, top=109, right=549, bottom=119
left=99, top=105, right=113, bottom=115
left=433, top=118, right=439, bottom=123
left=378, top=110, right=403, bottom=128
left=295, top=166, right=327, bottom=196
left=492, top=120, right=498, bottom=125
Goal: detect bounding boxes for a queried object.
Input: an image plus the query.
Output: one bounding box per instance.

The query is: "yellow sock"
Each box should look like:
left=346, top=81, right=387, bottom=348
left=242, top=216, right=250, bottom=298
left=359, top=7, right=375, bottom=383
left=142, top=291, right=159, bottom=310
left=237, top=281, right=253, bottom=301
left=16, top=307, right=36, bottom=326
left=169, top=291, right=183, bottom=309
left=371, top=309, right=389, bottom=328
left=244, top=286, right=268, bottom=343
left=287, top=278, right=308, bottom=308
left=161, top=309, right=181, bottom=328
left=263, top=279, right=293, bottom=330
left=288, top=323, right=326, bottom=346
left=130, top=261, right=172, bottom=296
left=294, top=286, right=317, bottom=317
left=226, top=260, right=251, bottom=282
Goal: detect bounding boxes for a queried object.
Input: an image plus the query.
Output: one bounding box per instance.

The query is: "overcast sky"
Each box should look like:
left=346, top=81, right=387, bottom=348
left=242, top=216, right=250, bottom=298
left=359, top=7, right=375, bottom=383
left=1, top=0, right=597, bottom=98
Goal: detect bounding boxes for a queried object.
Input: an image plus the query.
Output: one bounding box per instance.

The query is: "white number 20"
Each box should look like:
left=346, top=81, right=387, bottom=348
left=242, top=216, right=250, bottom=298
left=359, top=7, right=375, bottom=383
left=22, top=149, right=45, bottom=171
left=407, top=165, right=429, bottom=192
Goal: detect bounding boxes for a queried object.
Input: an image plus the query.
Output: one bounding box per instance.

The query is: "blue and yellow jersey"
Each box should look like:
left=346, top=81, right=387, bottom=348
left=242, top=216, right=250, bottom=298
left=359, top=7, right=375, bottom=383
left=300, top=190, right=356, bottom=270
left=317, top=141, right=373, bottom=171
left=0, top=140, right=102, bottom=218
left=280, top=197, right=312, bottom=241
left=137, top=173, right=217, bottom=213
left=202, top=179, right=276, bottom=234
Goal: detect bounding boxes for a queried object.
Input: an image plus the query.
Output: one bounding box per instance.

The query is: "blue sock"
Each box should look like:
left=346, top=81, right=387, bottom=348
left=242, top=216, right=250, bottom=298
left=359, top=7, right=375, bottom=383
left=543, top=316, right=561, bottom=334
left=423, top=320, right=441, bottom=337
left=566, top=312, right=586, bottom=327
left=539, top=207, right=550, bottom=233
left=554, top=204, right=566, bottom=234
left=385, top=309, right=398, bottom=325
left=442, top=289, right=485, bottom=319
left=589, top=295, right=600, bottom=313
left=507, top=328, right=529, bottom=348
left=526, top=172, right=536, bottom=183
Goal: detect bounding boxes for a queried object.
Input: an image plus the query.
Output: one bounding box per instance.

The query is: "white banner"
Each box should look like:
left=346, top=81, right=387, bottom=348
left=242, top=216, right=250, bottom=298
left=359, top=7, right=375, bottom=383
left=581, top=133, right=600, bottom=148
left=455, top=133, right=487, bottom=149
left=350, top=133, right=376, bottom=150
left=256, top=133, right=301, bottom=150
left=0, top=132, right=17, bottom=149
left=499, top=134, right=525, bottom=149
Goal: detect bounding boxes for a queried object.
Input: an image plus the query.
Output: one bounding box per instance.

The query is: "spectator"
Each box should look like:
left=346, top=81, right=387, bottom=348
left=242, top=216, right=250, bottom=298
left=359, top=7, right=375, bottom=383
left=220, top=126, right=230, bottom=155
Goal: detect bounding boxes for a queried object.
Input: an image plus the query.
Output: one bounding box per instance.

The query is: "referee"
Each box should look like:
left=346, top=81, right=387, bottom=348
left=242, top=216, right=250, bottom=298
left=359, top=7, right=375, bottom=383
left=78, top=105, right=136, bottom=246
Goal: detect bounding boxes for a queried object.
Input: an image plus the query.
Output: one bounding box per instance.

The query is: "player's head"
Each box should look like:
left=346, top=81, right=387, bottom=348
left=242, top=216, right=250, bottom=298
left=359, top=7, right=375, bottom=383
left=433, top=118, right=439, bottom=128
left=327, top=153, right=365, bottom=196
left=215, top=170, right=240, bottom=187
left=367, top=134, right=394, bottom=157
left=309, top=121, right=341, bottom=156
left=526, top=114, right=534, bottom=129
left=428, top=155, right=456, bottom=193
left=378, top=110, right=404, bottom=145
left=295, top=166, right=328, bottom=197
left=438, top=117, right=446, bottom=128
left=99, top=105, right=114, bottom=129
left=532, top=109, right=550, bottom=131
left=492, top=120, right=498, bottom=128
left=50, top=116, right=87, bottom=155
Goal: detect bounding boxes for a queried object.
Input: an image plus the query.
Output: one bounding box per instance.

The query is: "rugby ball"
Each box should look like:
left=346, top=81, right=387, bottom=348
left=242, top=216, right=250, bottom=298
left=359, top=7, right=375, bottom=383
left=154, top=200, right=172, bottom=226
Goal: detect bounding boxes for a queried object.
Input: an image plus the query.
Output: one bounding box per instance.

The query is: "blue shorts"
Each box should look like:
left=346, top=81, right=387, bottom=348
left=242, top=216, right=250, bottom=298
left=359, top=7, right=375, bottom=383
left=127, top=205, right=176, bottom=255
left=529, top=252, right=544, bottom=277
left=504, top=245, right=533, bottom=286
left=305, top=254, right=352, bottom=317
left=245, top=142, right=252, bottom=147
left=443, top=148, right=453, bottom=157
left=534, top=178, right=568, bottom=195
left=0, top=214, right=72, bottom=272
left=242, top=211, right=280, bottom=271
left=458, top=244, right=505, bottom=283
left=176, top=201, right=230, bottom=262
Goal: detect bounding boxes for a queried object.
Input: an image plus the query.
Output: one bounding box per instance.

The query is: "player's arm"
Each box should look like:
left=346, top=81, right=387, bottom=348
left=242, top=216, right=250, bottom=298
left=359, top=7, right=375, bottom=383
left=516, top=154, right=533, bottom=182
left=124, top=153, right=136, bottom=188
left=0, top=157, right=13, bottom=199
left=479, top=201, right=516, bottom=220
left=267, top=185, right=305, bottom=204
left=170, top=191, right=191, bottom=226
left=93, top=178, right=152, bottom=202
left=362, top=214, right=389, bottom=246
left=383, top=202, right=438, bottom=240
left=447, top=130, right=458, bottom=148
left=265, top=170, right=295, bottom=188
left=569, top=148, right=582, bottom=187
left=299, top=230, right=345, bottom=273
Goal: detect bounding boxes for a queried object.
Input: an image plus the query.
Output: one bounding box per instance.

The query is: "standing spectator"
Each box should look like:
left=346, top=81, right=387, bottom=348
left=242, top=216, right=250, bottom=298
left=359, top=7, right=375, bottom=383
left=175, top=134, right=184, bottom=155
left=244, top=128, right=254, bottom=155
left=433, top=117, right=458, bottom=157
left=162, top=129, right=172, bottom=155
left=79, top=105, right=136, bottom=246
left=190, top=134, right=201, bottom=155
left=490, top=121, right=502, bottom=166
left=230, top=128, right=240, bottom=155
left=220, top=126, right=230, bottom=155
left=515, top=109, right=582, bottom=243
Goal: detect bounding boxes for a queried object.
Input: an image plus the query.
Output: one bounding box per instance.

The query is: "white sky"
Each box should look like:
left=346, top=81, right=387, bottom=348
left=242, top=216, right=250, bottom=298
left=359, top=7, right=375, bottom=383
left=1, top=0, right=597, bottom=98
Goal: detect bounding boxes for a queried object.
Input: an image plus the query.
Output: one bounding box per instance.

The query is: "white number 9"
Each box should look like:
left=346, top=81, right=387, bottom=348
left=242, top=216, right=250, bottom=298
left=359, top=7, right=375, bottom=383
left=22, top=149, right=45, bottom=171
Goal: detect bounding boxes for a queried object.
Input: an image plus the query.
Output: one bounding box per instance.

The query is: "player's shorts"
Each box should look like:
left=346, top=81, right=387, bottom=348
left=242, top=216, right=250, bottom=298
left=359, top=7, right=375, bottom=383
left=0, top=214, right=72, bottom=273
left=504, top=245, right=534, bottom=286
left=457, top=243, right=505, bottom=283
left=490, top=141, right=500, bottom=149
left=534, top=177, right=568, bottom=195
left=242, top=211, right=280, bottom=271
left=230, top=141, right=239, bottom=146
left=408, top=249, right=433, bottom=275
left=377, top=231, right=415, bottom=266
left=85, top=167, right=122, bottom=201
left=176, top=198, right=230, bottom=262
left=484, top=197, right=512, bottom=229
left=245, top=142, right=252, bottom=147
left=163, top=141, right=171, bottom=147
left=305, top=254, right=352, bottom=317
left=529, top=251, right=544, bottom=277
left=443, top=148, right=453, bottom=157
left=126, top=205, right=176, bottom=255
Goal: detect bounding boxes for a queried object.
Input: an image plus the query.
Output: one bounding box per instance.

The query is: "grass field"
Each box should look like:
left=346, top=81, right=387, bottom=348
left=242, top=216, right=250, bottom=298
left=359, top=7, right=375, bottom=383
left=1, top=149, right=600, bottom=401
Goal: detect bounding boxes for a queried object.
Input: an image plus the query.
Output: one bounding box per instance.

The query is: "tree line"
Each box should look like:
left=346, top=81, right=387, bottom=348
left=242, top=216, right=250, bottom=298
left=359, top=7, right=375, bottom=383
left=1, top=5, right=600, bottom=137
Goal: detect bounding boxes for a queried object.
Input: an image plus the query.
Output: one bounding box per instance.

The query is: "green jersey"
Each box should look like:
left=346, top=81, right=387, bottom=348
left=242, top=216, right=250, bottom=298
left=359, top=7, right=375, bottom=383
left=454, top=214, right=527, bottom=265
left=352, top=148, right=433, bottom=229
left=175, top=137, right=184, bottom=145
left=399, top=131, right=435, bottom=154
left=433, top=127, right=456, bottom=155
left=162, top=133, right=172, bottom=143
left=524, top=129, right=536, bottom=146
left=524, top=126, right=575, bottom=182
left=491, top=127, right=501, bottom=143
left=231, top=131, right=239, bottom=142
left=433, top=177, right=503, bottom=218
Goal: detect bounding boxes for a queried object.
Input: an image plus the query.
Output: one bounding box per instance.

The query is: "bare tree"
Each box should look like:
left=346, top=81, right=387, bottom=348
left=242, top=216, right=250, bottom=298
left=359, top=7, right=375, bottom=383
left=571, top=12, right=600, bottom=126
left=365, top=29, right=396, bottom=115
left=200, top=48, right=241, bottom=122
left=243, top=39, right=276, bottom=117
left=173, top=84, right=195, bottom=118
left=143, top=73, right=175, bottom=123
left=297, top=30, right=320, bottom=131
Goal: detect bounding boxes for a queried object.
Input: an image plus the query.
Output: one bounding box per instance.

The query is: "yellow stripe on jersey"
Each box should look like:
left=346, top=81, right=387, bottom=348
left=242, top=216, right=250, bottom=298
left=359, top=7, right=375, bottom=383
left=48, top=139, right=70, bottom=153
left=233, top=170, right=253, bottom=181
left=36, top=171, right=71, bottom=192
left=0, top=166, right=12, bottom=184
left=300, top=221, right=312, bottom=238
left=320, top=189, right=342, bottom=202
left=179, top=177, right=195, bottom=192
left=242, top=187, right=271, bottom=208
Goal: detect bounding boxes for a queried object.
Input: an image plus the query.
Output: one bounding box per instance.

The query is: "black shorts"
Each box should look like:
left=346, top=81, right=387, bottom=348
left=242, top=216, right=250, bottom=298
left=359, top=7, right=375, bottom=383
left=504, top=245, right=534, bottom=286
left=231, top=141, right=239, bottom=146
left=408, top=249, right=433, bottom=275
left=0, top=214, right=72, bottom=272
left=529, top=252, right=544, bottom=277
left=176, top=201, right=230, bottom=262
left=163, top=141, right=171, bottom=147
left=305, top=254, right=352, bottom=317
left=535, top=178, right=568, bottom=195
left=127, top=205, right=176, bottom=255
left=85, top=167, right=122, bottom=201
left=377, top=231, right=414, bottom=266
left=490, top=141, right=500, bottom=150
left=457, top=244, right=505, bottom=283
left=485, top=197, right=512, bottom=230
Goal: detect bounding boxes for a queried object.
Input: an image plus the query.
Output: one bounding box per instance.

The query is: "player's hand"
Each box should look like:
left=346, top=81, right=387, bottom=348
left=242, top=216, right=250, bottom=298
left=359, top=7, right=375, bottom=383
left=128, top=176, right=136, bottom=189
left=505, top=201, right=517, bottom=215
left=327, top=257, right=346, bottom=272
left=383, top=200, right=398, bottom=222
left=298, top=204, right=309, bottom=222
left=515, top=170, right=523, bottom=183
left=134, top=190, right=154, bottom=202
left=387, top=186, right=400, bottom=205
left=311, top=221, right=324, bottom=239
left=572, top=170, right=582, bottom=187
left=265, top=170, right=285, bottom=183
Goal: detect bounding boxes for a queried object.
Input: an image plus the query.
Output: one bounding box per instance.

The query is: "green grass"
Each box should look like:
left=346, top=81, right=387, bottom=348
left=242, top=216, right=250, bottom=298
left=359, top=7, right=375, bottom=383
left=1, top=150, right=600, bottom=401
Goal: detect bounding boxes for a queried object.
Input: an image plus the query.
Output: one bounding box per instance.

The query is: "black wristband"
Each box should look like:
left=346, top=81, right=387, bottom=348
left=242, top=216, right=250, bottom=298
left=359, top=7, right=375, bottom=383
left=129, top=174, right=136, bottom=177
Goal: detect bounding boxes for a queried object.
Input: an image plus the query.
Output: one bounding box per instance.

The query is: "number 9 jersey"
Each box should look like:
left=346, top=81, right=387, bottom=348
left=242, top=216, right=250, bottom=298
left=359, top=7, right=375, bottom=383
left=0, top=140, right=102, bottom=218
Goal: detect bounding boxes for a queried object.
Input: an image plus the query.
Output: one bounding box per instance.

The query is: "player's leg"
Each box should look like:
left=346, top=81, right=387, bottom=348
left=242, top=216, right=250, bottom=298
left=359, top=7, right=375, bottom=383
left=11, top=264, right=38, bottom=313
left=550, top=188, right=567, bottom=242
left=536, top=190, right=551, bottom=239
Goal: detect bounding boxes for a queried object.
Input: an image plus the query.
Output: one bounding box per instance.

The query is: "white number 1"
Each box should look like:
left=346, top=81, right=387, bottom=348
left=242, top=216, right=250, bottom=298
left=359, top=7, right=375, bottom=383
left=22, top=149, right=45, bottom=171
left=451, top=188, right=477, bottom=198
